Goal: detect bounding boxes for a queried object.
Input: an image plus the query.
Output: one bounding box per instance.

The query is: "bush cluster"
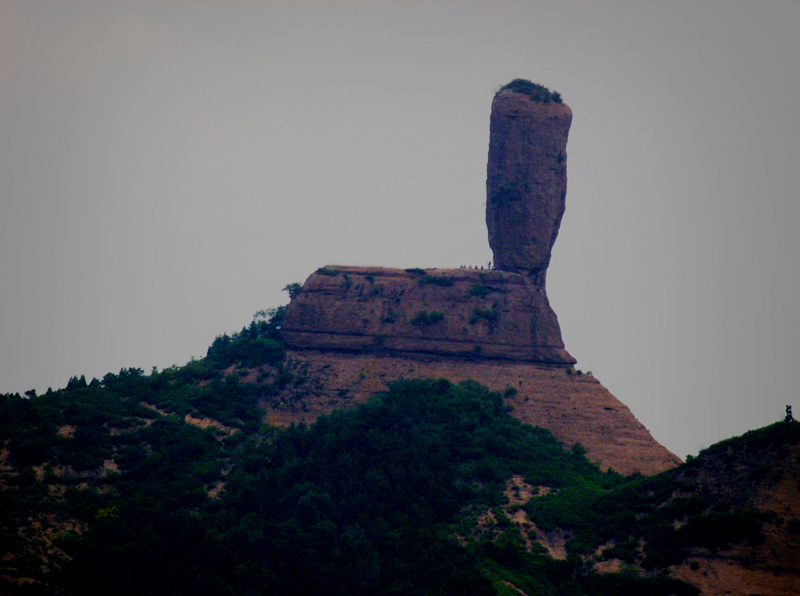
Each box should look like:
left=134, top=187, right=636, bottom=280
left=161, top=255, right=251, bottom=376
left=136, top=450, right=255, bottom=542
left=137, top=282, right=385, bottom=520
left=6, top=303, right=792, bottom=595
left=471, top=306, right=500, bottom=325
left=500, top=79, right=563, bottom=104
left=418, top=275, right=455, bottom=287
left=410, top=310, right=445, bottom=326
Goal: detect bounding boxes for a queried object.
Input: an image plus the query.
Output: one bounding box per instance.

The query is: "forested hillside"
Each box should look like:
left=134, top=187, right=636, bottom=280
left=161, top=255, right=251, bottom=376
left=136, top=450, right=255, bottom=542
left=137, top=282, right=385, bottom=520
left=2, top=309, right=798, bottom=595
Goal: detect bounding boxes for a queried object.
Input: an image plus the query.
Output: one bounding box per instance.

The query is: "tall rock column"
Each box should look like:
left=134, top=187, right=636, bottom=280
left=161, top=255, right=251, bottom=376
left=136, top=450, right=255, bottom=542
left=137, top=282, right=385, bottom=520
left=486, top=80, right=572, bottom=280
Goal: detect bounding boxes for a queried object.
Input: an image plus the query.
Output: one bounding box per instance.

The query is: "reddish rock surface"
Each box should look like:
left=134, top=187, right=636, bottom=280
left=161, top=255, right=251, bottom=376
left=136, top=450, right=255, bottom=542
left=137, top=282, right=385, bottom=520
left=486, top=87, right=571, bottom=277
left=281, top=265, right=574, bottom=366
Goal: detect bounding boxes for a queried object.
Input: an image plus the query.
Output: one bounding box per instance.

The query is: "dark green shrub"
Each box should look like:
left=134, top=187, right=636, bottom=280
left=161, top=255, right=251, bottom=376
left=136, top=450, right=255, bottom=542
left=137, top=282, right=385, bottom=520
left=468, top=285, right=494, bottom=298
left=679, top=511, right=765, bottom=551
left=471, top=307, right=500, bottom=325
left=283, top=282, right=303, bottom=299
left=316, top=267, right=339, bottom=276
left=418, top=275, right=455, bottom=287
left=204, top=314, right=286, bottom=369
left=500, top=79, right=563, bottom=104
left=410, top=311, right=445, bottom=326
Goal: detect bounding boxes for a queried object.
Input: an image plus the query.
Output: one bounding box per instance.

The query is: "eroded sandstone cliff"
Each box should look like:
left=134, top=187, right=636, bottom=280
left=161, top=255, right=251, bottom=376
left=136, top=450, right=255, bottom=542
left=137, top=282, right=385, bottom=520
left=281, top=265, right=574, bottom=366
left=274, top=80, right=681, bottom=475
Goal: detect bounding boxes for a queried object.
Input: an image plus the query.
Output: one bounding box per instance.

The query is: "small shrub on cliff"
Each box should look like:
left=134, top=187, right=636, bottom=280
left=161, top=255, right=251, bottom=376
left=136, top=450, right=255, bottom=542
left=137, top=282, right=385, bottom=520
left=468, top=285, right=496, bottom=298
left=316, top=266, right=339, bottom=277
left=283, top=282, right=304, bottom=299
left=410, top=310, right=445, bottom=326
left=471, top=306, right=500, bottom=325
left=418, top=275, right=455, bottom=287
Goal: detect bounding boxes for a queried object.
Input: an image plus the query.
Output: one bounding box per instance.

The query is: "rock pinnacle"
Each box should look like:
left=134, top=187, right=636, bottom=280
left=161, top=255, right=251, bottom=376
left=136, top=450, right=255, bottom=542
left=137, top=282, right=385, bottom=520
left=486, top=80, right=572, bottom=279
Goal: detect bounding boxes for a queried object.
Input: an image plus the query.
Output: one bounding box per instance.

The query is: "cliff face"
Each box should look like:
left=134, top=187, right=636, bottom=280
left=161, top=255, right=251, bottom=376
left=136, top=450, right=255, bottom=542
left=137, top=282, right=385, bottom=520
left=281, top=265, right=574, bottom=366
left=275, top=81, right=681, bottom=475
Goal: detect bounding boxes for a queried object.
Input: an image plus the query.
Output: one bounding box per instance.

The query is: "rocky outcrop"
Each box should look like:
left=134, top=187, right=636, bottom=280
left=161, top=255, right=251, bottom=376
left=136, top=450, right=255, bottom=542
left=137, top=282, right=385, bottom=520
left=282, top=82, right=576, bottom=366
left=281, top=265, right=574, bottom=366
left=486, top=82, right=571, bottom=278
left=274, top=80, right=682, bottom=475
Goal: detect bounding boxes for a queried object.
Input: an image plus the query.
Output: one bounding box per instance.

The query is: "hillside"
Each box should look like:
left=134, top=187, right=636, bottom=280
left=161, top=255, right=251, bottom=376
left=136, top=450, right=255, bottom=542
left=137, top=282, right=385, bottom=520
left=1, top=320, right=798, bottom=594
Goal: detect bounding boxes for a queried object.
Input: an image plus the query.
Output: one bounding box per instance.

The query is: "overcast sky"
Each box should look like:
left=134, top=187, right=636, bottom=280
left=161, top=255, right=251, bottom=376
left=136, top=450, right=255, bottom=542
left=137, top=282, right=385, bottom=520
left=1, top=0, right=798, bottom=459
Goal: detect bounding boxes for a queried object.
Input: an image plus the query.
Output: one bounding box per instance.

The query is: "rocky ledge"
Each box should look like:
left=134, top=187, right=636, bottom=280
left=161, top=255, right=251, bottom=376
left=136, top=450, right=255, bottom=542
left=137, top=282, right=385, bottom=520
left=281, top=265, right=575, bottom=366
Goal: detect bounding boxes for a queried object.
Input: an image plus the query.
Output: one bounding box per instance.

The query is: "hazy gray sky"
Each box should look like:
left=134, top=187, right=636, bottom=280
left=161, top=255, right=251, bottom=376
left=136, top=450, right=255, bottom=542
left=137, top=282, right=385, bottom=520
left=1, top=0, right=798, bottom=459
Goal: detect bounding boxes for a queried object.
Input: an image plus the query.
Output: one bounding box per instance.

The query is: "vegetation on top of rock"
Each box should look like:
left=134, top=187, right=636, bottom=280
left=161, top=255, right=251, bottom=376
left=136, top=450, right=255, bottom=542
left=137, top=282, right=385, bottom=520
left=500, top=79, right=563, bottom=104
left=316, top=266, right=340, bottom=277
left=410, top=310, right=446, bottom=326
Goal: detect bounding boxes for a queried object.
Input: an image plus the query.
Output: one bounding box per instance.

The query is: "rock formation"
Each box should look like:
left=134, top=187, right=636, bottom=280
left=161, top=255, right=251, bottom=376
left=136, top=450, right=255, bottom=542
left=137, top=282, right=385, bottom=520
left=281, top=265, right=574, bottom=366
left=282, top=81, right=575, bottom=367
left=274, top=80, right=682, bottom=475
left=486, top=80, right=571, bottom=279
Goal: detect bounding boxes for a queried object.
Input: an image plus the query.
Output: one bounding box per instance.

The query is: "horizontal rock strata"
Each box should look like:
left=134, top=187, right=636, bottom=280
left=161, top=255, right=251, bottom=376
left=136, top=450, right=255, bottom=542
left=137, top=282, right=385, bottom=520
left=281, top=265, right=575, bottom=366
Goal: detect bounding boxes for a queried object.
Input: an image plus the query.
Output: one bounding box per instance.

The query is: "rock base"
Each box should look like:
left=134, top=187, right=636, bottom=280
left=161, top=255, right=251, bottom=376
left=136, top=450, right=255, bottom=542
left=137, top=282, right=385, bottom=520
left=262, top=350, right=682, bottom=476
